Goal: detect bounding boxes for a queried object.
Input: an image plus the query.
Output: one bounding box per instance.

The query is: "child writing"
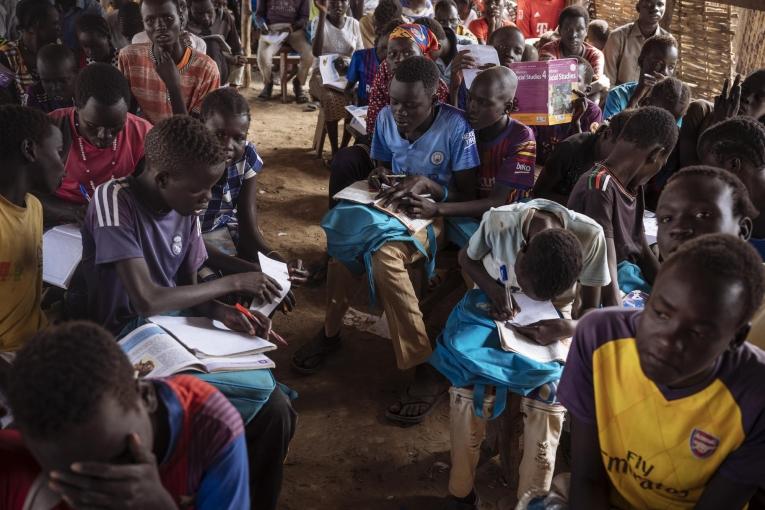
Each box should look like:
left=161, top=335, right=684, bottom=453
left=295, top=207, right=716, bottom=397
left=561, top=234, right=765, bottom=509
left=567, top=106, right=677, bottom=305
left=1, top=321, right=250, bottom=509
left=0, top=105, right=65, bottom=353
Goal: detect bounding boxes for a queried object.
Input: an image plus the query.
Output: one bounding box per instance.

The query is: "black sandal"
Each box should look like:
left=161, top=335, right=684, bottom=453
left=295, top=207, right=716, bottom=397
left=385, top=386, right=447, bottom=426
left=290, top=332, right=342, bottom=374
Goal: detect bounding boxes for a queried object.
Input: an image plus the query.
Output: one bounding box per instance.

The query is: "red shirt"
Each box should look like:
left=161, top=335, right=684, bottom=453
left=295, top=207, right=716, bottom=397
left=48, top=107, right=153, bottom=204
left=540, top=40, right=606, bottom=81
left=515, top=0, right=565, bottom=38
left=467, top=18, right=516, bottom=44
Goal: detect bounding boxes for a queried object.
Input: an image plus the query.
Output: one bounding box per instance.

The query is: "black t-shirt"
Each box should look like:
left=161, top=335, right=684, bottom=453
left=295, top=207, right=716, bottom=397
left=544, top=132, right=599, bottom=198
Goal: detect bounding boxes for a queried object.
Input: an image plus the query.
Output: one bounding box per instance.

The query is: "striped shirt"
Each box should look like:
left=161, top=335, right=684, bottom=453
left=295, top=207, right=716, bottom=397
left=118, top=43, right=220, bottom=124
left=0, top=39, right=36, bottom=103
left=79, top=177, right=208, bottom=333
left=476, top=117, right=536, bottom=202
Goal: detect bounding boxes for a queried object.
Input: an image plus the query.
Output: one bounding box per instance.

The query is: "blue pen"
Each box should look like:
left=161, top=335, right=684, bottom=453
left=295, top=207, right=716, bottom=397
left=499, top=264, right=512, bottom=312
left=79, top=184, right=91, bottom=203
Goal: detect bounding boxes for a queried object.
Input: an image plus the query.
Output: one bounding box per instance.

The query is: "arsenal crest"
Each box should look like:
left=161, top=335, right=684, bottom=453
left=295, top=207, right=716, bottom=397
left=690, top=428, right=720, bottom=459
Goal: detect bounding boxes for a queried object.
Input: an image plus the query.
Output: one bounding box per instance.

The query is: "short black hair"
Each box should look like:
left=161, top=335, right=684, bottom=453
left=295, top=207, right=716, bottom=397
left=379, top=18, right=404, bottom=38
left=36, top=43, right=77, bottom=71
left=7, top=321, right=140, bottom=440
left=587, top=19, right=609, bottom=42
left=374, top=0, right=402, bottom=29
left=75, top=12, right=111, bottom=39
left=662, top=233, right=765, bottom=325
left=488, top=25, right=524, bottom=46
left=0, top=105, right=54, bottom=161
left=574, top=56, right=594, bottom=84
left=646, top=76, right=690, bottom=119
left=665, top=165, right=759, bottom=220
left=414, top=16, right=445, bottom=41
left=604, top=108, right=635, bottom=137
left=16, top=0, right=57, bottom=30
left=75, top=63, right=131, bottom=107
left=201, top=87, right=251, bottom=120
left=698, top=116, right=765, bottom=168
left=618, top=105, right=678, bottom=151
left=638, top=33, right=677, bottom=66
left=558, top=5, right=589, bottom=27
left=392, top=56, right=440, bottom=93
left=518, top=228, right=584, bottom=301
left=145, top=115, right=226, bottom=174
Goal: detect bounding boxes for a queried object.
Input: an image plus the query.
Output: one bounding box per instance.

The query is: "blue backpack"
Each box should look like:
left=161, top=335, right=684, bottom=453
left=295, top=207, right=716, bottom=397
left=429, top=289, right=564, bottom=419
left=321, top=201, right=437, bottom=305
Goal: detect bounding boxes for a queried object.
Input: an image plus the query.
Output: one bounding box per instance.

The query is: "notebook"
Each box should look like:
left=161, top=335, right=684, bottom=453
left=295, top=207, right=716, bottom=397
left=119, top=323, right=274, bottom=378
left=495, top=293, right=570, bottom=363
left=250, top=252, right=291, bottom=317
left=148, top=316, right=276, bottom=357
left=333, top=180, right=434, bottom=233
left=42, top=224, right=83, bottom=289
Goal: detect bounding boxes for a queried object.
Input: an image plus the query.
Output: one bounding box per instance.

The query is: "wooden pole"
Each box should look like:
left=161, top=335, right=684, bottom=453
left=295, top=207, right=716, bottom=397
left=242, top=0, right=253, bottom=88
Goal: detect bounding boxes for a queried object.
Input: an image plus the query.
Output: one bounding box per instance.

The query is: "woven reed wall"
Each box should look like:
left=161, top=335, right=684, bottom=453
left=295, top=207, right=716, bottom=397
left=591, top=0, right=741, bottom=101
left=734, top=7, right=765, bottom=77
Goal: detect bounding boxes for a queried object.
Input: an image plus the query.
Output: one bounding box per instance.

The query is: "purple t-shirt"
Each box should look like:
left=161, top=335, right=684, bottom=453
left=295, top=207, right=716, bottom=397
left=79, top=177, right=208, bottom=333
left=559, top=308, right=765, bottom=507
left=532, top=98, right=602, bottom=165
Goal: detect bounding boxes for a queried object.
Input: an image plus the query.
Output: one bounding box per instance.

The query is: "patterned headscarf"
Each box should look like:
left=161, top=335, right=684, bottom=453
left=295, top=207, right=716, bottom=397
left=389, top=23, right=440, bottom=55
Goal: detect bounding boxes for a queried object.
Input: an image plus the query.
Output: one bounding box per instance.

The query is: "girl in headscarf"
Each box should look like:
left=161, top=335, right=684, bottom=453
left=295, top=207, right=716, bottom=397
left=366, top=22, right=450, bottom=134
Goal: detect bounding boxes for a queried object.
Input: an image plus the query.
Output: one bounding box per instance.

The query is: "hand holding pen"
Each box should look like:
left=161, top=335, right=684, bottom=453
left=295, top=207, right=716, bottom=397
left=488, top=264, right=521, bottom=321
left=235, top=303, right=288, bottom=346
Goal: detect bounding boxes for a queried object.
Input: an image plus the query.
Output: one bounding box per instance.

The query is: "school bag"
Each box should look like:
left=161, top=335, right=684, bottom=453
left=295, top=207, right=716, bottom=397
left=321, top=201, right=437, bottom=305
left=429, top=289, right=564, bottom=419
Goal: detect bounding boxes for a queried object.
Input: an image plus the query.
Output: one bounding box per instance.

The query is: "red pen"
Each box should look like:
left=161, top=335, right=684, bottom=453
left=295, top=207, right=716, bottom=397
left=234, top=303, right=288, bottom=346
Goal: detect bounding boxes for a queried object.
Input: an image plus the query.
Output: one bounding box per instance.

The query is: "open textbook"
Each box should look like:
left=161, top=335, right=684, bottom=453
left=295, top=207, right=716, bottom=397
left=495, top=292, right=569, bottom=363
left=148, top=315, right=276, bottom=357
left=319, top=53, right=349, bottom=90
left=333, top=180, right=433, bottom=233
left=119, top=323, right=275, bottom=378
left=251, top=252, right=291, bottom=316
left=42, top=223, right=83, bottom=289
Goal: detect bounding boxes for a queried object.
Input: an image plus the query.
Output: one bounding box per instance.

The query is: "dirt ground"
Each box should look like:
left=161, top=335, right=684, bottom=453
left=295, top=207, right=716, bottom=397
left=243, top=87, right=517, bottom=510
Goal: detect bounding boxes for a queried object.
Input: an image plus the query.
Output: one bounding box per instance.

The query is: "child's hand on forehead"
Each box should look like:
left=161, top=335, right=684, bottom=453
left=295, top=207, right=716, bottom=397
left=48, top=433, right=176, bottom=510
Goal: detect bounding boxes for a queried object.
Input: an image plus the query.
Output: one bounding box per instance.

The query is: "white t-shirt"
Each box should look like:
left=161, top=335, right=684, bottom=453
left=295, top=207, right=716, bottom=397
left=466, top=198, right=611, bottom=291
left=309, top=15, right=363, bottom=70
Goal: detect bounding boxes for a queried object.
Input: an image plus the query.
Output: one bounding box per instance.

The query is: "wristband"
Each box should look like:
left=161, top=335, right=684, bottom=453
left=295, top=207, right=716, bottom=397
left=440, top=185, right=449, bottom=202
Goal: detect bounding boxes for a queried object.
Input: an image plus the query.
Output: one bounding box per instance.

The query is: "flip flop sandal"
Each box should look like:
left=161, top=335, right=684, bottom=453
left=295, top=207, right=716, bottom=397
left=384, top=386, right=447, bottom=426
left=290, top=335, right=342, bottom=375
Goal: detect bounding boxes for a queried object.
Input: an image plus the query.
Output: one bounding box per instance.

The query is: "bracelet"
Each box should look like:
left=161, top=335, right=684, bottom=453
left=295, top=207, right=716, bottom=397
left=440, top=185, right=449, bottom=202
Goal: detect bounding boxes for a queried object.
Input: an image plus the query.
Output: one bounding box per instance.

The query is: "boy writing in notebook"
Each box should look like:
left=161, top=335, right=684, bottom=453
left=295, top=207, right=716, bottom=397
left=567, top=106, right=678, bottom=305
left=1, top=321, right=249, bottom=510
left=432, top=196, right=611, bottom=508
left=561, top=234, right=765, bottom=509
left=0, top=106, right=65, bottom=354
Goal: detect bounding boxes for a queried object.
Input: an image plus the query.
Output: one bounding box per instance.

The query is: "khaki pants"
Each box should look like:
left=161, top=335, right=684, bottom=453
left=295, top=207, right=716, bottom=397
left=324, top=221, right=443, bottom=370
left=256, top=24, right=314, bottom=85
left=448, top=387, right=566, bottom=499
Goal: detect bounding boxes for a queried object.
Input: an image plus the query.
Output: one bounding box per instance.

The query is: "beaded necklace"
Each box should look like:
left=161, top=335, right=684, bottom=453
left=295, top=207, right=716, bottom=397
left=74, top=115, right=118, bottom=193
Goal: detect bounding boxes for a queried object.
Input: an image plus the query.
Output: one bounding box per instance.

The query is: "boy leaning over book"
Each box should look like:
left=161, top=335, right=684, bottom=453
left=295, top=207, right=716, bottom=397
left=430, top=197, right=611, bottom=509
left=67, top=115, right=296, bottom=510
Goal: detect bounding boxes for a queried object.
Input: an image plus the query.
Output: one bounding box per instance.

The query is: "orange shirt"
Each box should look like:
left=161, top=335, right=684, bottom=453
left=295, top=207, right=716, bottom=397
left=118, top=43, right=220, bottom=124
left=468, top=18, right=516, bottom=43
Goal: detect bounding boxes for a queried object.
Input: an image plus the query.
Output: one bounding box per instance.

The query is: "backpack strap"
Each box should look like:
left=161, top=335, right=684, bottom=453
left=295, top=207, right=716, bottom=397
left=473, top=384, right=508, bottom=420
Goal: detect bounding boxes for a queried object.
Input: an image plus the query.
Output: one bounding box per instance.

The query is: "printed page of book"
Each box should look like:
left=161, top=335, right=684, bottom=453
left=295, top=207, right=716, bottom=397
left=42, top=224, right=83, bottom=289
left=118, top=323, right=203, bottom=378
left=148, top=316, right=276, bottom=357
left=202, top=353, right=276, bottom=372
left=319, top=54, right=349, bottom=89
left=332, top=180, right=378, bottom=203
left=456, top=44, right=499, bottom=89
left=250, top=252, right=292, bottom=317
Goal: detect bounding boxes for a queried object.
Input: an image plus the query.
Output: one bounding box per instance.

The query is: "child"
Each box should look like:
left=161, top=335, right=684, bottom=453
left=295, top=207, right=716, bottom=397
left=603, top=33, right=677, bottom=119
left=641, top=76, right=691, bottom=124
left=72, top=115, right=296, bottom=509
left=293, top=57, right=479, bottom=426
left=39, top=63, right=152, bottom=226
left=539, top=6, right=607, bottom=89
left=345, top=24, right=389, bottom=106
left=187, top=0, right=246, bottom=84
left=567, top=106, right=677, bottom=305
left=2, top=321, right=250, bottom=509
left=586, top=19, right=609, bottom=51
left=119, top=0, right=220, bottom=123
left=656, top=166, right=756, bottom=259
left=697, top=116, right=765, bottom=258
left=467, top=0, right=512, bottom=44
left=561, top=234, right=765, bottom=509
left=0, top=106, right=64, bottom=352
left=533, top=110, right=634, bottom=205
left=76, top=14, right=119, bottom=67
left=533, top=57, right=603, bottom=165
left=434, top=198, right=611, bottom=507
left=358, top=0, right=401, bottom=52
left=403, top=66, right=535, bottom=228
left=414, top=17, right=453, bottom=82
left=309, top=0, right=363, bottom=157
left=603, top=0, right=669, bottom=86
left=434, top=0, right=477, bottom=44
left=24, top=43, right=77, bottom=113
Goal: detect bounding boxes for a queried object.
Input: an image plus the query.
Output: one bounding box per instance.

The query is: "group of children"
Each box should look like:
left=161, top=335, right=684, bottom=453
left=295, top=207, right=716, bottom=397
left=1, top=0, right=765, bottom=508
